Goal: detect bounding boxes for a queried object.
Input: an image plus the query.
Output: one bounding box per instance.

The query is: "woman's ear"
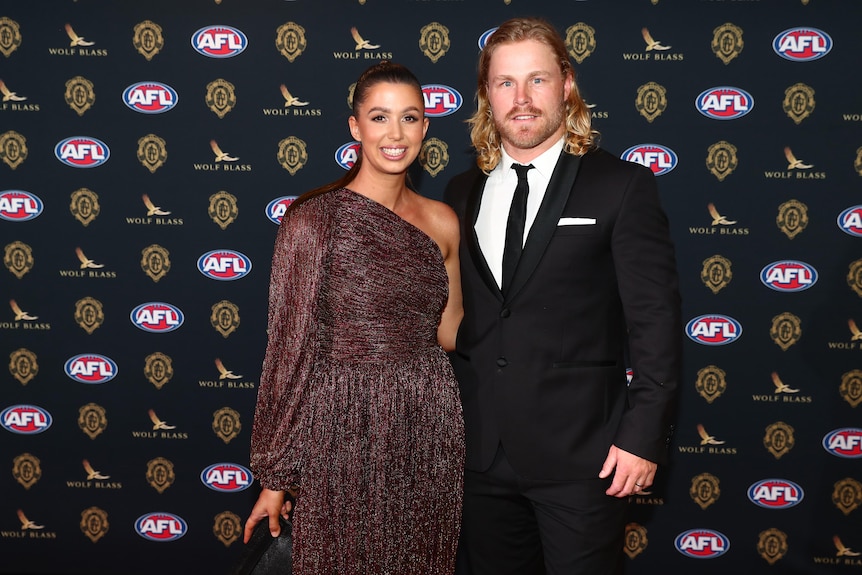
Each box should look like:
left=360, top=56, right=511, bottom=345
left=348, top=116, right=360, bottom=141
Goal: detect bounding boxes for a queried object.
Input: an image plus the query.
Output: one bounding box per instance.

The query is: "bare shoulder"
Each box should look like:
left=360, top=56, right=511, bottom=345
left=424, top=196, right=459, bottom=232
left=404, top=193, right=459, bottom=257
left=415, top=195, right=459, bottom=238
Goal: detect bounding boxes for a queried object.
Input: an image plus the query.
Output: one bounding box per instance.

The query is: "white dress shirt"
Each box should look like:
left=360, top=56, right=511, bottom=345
left=474, top=137, right=565, bottom=289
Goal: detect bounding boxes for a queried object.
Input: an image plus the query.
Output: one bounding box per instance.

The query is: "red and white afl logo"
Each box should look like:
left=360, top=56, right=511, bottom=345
left=122, top=82, right=178, bottom=114
left=674, top=529, right=730, bottom=558
left=759, top=260, right=817, bottom=292
left=135, top=513, right=188, bottom=541
left=421, top=84, right=462, bottom=117
left=695, top=87, right=754, bottom=120
left=773, top=27, right=832, bottom=61
left=335, top=141, right=361, bottom=170
left=130, top=302, right=184, bottom=333
left=55, top=137, right=110, bottom=168
left=191, top=26, right=248, bottom=58
left=64, top=354, right=118, bottom=384
left=621, top=144, right=677, bottom=176
left=266, top=196, right=297, bottom=224
left=0, top=190, right=43, bottom=221
left=1, top=405, right=52, bottom=435
left=747, top=479, right=803, bottom=509
left=197, top=250, right=252, bottom=281
left=685, top=314, right=742, bottom=346
left=837, top=206, right=862, bottom=237
left=201, top=463, right=254, bottom=492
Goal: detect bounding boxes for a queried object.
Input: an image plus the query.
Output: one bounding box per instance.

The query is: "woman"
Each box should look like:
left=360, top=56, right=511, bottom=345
left=243, top=61, right=465, bottom=575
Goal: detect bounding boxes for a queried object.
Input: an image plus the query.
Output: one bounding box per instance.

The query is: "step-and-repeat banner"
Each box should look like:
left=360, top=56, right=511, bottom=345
left=1, top=1, right=860, bottom=573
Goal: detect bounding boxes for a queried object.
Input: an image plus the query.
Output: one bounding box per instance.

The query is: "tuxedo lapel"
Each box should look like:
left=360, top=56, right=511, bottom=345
left=505, top=151, right=583, bottom=301
left=463, top=168, right=504, bottom=301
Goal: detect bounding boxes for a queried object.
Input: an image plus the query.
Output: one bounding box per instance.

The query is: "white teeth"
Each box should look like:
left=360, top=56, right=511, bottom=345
left=382, top=147, right=405, bottom=156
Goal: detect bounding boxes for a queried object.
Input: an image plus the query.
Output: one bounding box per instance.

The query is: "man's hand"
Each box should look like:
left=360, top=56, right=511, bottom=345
left=243, top=488, right=288, bottom=543
left=599, top=444, right=657, bottom=498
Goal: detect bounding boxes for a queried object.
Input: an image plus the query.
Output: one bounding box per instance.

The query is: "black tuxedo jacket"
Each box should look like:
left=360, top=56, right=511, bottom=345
left=444, top=148, right=682, bottom=481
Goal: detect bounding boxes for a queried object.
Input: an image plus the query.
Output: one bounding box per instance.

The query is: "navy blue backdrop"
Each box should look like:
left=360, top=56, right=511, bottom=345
left=1, top=1, right=860, bottom=574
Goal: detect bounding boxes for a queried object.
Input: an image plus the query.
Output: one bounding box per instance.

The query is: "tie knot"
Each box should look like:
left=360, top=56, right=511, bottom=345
left=512, top=163, right=533, bottom=181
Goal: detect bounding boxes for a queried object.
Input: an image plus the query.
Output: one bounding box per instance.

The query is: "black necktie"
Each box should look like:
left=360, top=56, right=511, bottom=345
left=501, top=163, right=533, bottom=295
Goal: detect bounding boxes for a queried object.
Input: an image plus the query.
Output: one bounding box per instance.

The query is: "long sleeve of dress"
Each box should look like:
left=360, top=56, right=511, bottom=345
left=250, top=197, right=333, bottom=491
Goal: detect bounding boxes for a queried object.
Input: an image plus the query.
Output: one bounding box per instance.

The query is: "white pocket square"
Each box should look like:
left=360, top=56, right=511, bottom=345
left=558, top=217, right=596, bottom=226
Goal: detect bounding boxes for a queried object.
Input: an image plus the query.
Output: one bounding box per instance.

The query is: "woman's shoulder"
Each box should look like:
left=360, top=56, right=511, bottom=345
left=411, top=193, right=459, bottom=248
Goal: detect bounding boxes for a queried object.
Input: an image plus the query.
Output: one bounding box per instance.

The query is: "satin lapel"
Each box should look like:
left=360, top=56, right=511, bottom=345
left=463, top=168, right=503, bottom=301
left=505, top=151, right=583, bottom=301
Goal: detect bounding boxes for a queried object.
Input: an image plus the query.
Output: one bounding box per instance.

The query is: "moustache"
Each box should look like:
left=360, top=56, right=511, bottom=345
left=506, top=107, right=543, bottom=120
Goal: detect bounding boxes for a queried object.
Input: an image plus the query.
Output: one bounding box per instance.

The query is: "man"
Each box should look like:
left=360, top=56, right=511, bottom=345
left=444, top=17, right=682, bottom=575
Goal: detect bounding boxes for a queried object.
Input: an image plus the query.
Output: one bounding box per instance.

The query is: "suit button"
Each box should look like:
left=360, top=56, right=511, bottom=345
left=496, top=357, right=508, bottom=367
left=500, top=308, right=511, bottom=318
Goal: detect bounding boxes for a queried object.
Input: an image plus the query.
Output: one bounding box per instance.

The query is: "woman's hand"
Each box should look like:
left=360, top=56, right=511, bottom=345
left=243, top=488, right=286, bottom=543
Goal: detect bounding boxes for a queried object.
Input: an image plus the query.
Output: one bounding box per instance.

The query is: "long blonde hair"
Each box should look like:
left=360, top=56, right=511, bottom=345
left=467, top=17, right=598, bottom=173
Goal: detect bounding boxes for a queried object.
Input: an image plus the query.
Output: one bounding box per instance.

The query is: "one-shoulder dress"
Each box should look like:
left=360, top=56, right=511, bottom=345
left=250, top=188, right=464, bottom=575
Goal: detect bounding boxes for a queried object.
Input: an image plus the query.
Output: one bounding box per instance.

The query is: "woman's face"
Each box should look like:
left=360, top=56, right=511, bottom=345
left=349, top=81, right=428, bottom=177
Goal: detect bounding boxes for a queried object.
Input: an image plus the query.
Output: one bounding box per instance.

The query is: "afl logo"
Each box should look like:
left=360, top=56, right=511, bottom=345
left=696, top=87, right=753, bottom=120
left=191, top=25, right=248, bottom=58
left=265, top=196, right=297, bottom=225
left=1, top=405, right=52, bottom=435
left=122, top=82, right=178, bottom=114
left=674, top=529, right=730, bottom=558
left=131, top=302, right=184, bottom=333
left=478, top=28, right=498, bottom=50
left=135, top=513, right=188, bottom=541
left=747, top=479, right=804, bottom=509
left=0, top=190, right=42, bottom=221
left=197, top=250, right=252, bottom=281
left=760, top=260, right=817, bottom=292
left=335, top=141, right=361, bottom=170
left=773, top=27, right=832, bottom=62
left=55, top=137, right=110, bottom=168
left=201, top=463, right=254, bottom=492
left=685, top=314, right=742, bottom=346
left=822, top=428, right=862, bottom=459
left=837, top=205, right=862, bottom=237
left=422, top=85, right=462, bottom=117
left=622, top=144, right=677, bottom=176
left=64, top=354, right=118, bottom=384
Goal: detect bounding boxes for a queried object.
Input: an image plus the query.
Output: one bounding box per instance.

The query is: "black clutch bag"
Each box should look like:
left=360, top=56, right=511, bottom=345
left=229, top=516, right=293, bottom=575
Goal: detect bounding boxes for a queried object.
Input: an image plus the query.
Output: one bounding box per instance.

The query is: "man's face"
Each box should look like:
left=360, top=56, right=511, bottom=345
left=486, top=39, right=571, bottom=162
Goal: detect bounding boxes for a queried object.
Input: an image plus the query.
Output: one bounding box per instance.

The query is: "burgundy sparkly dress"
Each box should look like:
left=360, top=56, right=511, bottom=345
left=250, top=188, right=465, bottom=575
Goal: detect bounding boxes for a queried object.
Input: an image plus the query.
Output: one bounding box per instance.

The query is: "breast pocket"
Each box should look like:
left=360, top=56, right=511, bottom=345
left=554, top=224, right=601, bottom=237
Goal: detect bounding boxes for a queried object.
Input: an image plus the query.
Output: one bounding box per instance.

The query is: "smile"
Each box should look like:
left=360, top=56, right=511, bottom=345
left=381, top=147, right=408, bottom=158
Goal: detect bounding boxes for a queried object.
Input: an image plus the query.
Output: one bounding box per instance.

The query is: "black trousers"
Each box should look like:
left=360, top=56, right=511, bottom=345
left=457, top=445, right=627, bottom=575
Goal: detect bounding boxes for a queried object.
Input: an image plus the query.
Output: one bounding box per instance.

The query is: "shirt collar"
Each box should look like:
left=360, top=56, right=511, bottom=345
left=500, top=136, right=565, bottom=180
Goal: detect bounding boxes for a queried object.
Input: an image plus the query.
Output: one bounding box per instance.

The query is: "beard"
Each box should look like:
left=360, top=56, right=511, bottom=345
left=495, top=102, right=566, bottom=152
